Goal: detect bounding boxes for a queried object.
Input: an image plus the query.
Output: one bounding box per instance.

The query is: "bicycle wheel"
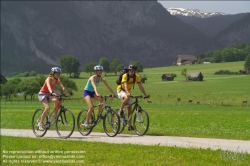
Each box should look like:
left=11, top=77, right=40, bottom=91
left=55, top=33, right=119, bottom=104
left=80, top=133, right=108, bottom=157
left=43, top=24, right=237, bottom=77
left=133, top=109, right=149, bottom=136
left=115, top=109, right=125, bottom=134
left=103, top=109, right=120, bottom=137
left=77, top=109, right=94, bottom=136
left=56, top=109, right=75, bottom=139
left=32, top=108, right=48, bottom=137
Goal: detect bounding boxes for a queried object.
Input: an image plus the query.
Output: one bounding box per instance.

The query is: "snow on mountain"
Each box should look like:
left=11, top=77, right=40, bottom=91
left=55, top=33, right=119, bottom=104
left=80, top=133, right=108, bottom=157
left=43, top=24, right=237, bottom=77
left=167, top=7, right=226, bottom=18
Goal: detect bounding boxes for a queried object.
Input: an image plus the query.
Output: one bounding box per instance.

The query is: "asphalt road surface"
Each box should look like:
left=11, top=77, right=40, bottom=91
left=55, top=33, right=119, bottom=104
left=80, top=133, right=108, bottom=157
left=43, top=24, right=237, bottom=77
left=1, top=128, right=249, bottom=154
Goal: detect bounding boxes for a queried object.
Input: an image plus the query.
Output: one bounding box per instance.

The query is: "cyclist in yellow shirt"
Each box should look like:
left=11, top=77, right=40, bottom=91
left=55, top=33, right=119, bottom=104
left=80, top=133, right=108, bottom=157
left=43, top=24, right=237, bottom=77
left=117, top=64, right=150, bottom=130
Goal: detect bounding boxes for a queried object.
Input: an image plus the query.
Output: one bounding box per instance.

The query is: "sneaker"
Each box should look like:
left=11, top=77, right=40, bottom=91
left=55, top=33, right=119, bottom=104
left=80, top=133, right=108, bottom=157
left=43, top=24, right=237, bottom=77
left=128, top=126, right=134, bottom=131
left=38, top=123, right=44, bottom=131
left=83, top=123, right=92, bottom=129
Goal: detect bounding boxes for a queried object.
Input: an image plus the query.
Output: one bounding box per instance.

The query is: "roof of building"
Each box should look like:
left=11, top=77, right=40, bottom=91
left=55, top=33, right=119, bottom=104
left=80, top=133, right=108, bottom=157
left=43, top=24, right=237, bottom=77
left=177, top=55, right=197, bottom=61
left=188, top=72, right=203, bottom=78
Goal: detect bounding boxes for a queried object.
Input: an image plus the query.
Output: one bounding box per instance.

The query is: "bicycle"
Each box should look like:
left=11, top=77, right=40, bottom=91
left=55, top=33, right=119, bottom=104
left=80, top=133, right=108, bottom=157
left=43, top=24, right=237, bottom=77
left=116, top=95, right=150, bottom=136
left=32, top=94, right=75, bottom=139
left=77, top=95, right=120, bottom=137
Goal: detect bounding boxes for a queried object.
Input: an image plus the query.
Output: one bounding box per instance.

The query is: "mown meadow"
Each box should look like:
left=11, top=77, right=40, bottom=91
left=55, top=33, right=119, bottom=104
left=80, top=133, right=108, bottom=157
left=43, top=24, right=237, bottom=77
left=1, top=61, right=250, bottom=165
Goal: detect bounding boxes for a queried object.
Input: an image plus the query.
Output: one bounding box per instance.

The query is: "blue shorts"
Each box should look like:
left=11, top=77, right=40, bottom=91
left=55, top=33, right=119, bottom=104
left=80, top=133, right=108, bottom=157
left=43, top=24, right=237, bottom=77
left=83, top=90, right=95, bottom=98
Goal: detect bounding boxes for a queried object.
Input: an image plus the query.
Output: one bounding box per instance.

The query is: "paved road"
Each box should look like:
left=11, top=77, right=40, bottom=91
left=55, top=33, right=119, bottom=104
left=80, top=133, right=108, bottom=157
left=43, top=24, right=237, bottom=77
left=1, top=128, right=250, bottom=153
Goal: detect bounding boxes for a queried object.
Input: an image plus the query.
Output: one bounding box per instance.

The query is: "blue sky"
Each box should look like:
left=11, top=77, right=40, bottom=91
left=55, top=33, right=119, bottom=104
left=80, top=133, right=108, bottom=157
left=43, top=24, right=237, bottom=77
left=158, top=1, right=250, bottom=14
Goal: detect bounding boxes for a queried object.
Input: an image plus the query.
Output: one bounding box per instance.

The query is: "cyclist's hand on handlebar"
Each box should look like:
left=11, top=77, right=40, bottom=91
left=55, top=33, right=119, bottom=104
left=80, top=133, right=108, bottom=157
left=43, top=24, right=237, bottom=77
left=113, top=94, right=118, bottom=98
left=145, top=95, right=150, bottom=98
left=66, top=93, right=71, bottom=98
left=51, top=92, right=57, bottom=96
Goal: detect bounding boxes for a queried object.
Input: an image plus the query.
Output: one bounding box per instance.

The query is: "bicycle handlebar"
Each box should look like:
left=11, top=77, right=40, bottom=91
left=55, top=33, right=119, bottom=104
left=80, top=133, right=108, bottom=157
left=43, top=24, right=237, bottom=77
left=100, top=95, right=116, bottom=98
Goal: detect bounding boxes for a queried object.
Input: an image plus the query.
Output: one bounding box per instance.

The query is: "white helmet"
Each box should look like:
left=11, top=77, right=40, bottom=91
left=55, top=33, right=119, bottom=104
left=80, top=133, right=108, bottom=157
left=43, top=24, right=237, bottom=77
left=94, top=65, right=104, bottom=71
left=51, top=67, right=61, bottom=73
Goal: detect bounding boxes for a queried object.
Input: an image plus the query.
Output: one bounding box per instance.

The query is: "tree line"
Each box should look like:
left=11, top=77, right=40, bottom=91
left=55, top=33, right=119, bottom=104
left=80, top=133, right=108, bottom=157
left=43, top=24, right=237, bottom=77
left=0, top=76, right=77, bottom=100
left=197, top=42, right=250, bottom=64
left=60, top=55, right=144, bottom=78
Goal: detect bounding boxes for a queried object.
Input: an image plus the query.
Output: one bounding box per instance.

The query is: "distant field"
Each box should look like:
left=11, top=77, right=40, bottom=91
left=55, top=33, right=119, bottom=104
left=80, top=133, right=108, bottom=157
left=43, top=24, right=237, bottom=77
left=69, top=61, right=250, bottom=106
left=1, top=61, right=250, bottom=140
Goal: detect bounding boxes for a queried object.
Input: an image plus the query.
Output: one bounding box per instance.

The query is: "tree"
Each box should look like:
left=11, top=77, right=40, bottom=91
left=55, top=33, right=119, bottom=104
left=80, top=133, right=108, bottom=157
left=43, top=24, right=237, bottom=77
left=110, top=58, right=123, bottom=75
left=29, top=71, right=37, bottom=76
left=99, top=57, right=110, bottom=75
left=83, top=62, right=96, bottom=75
left=181, top=68, right=188, bottom=81
left=37, top=75, right=47, bottom=87
left=60, top=55, right=80, bottom=78
left=19, top=78, right=40, bottom=100
left=1, top=82, right=15, bottom=100
left=57, top=76, right=78, bottom=95
left=244, top=54, right=250, bottom=74
left=131, top=61, right=143, bottom=72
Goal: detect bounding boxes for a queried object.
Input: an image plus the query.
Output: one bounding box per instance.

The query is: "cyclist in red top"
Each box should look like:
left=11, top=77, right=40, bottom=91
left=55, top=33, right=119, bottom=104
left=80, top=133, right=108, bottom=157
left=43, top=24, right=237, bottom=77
left=37, top=67, right=70, bottom=130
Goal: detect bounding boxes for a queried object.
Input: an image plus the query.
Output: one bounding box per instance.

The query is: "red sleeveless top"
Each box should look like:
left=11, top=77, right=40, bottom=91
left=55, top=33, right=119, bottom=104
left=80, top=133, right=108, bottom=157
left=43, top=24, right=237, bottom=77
left=40, top=77, right=59, bottom=94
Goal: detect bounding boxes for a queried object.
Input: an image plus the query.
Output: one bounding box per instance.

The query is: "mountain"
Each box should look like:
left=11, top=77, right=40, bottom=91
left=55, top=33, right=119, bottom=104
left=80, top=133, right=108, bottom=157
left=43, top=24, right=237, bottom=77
left=1, top=1, right=209, bottom=75
left=166, top=8, right=225, bottom=18
left=201, top=13, right=250, bottom=53
left=1, top=2, right=249, bottom=76
left=166, top=8, right=249, bottom=38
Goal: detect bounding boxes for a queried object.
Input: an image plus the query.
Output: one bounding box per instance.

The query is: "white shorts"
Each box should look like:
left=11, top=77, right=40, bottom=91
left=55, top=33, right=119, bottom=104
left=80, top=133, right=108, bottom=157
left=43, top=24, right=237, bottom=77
left=117, top=90, right=132, bottom=105
left=38, top=92, right=50, bottom=102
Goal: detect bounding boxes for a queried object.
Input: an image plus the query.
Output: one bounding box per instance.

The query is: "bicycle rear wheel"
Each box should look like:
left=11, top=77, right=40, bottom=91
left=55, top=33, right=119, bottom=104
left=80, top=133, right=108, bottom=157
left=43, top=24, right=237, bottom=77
left=115, top=109, right=125, bottom=134
left=56, top=109, right=75, bottom=139
left=77, top=110, right=94, bottom=136
left=32, top=108, right=48, bottom=137
left=133, top=109, right=149, bottom=136
left=103, top=109, right=120, bottom=137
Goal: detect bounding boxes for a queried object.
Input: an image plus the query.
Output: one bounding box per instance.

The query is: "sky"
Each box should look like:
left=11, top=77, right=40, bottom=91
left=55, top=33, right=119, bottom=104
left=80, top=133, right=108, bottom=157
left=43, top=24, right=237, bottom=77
left=158, top=1, right=250, bottom=14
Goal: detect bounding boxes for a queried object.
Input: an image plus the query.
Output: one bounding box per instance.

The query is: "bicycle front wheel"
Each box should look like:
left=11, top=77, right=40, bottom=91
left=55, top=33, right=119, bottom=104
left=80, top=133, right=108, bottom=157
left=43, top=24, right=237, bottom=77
left=133, top=109, right=149, bottom=136
left=56, top=109, right=75, bottom=139
left=103, top=109, right=120, bottom=137
left=32, top=109, right=48, bottom=137
left=77, top=110, right=94, bottom=136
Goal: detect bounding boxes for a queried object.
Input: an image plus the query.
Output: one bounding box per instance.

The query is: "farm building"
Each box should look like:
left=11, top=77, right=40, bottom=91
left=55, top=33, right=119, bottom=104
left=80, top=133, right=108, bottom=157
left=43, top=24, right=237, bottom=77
left=162, top=74, right=174, bottom=81
left=239, top=70, right=247, bottom=74
left=188, top=72, right=204, bottom=81
left=176, top=55, right=197, bottom=65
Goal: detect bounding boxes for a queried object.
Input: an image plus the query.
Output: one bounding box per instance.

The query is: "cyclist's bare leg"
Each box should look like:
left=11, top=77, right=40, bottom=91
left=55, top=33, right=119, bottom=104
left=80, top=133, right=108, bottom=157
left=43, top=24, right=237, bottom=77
left=120, top=94, right=130, bottom=113
left=40, top=99, right=50, bottom=124
left=40, top=96, right=59, bottom=124
left=51, top=97, right=60, bottom=114
left=93, top=95, right=103, bottom=115
left=84, top=95, right=94, bottom=123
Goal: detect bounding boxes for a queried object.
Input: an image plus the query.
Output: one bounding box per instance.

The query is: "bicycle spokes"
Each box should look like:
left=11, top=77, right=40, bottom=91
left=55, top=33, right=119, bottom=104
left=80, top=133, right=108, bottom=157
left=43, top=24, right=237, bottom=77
left=56, top=109, right=75, bottom=139
left=133, top=110, right=149, bottom=136
left=103, top=110, right=120, bottom=137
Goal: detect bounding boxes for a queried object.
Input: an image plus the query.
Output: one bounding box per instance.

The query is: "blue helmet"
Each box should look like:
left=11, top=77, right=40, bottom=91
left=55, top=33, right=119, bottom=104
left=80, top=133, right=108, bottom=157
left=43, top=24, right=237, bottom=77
left=51, top=67, right=61, bottom=73
left=94, top=65, right=104, bottom=71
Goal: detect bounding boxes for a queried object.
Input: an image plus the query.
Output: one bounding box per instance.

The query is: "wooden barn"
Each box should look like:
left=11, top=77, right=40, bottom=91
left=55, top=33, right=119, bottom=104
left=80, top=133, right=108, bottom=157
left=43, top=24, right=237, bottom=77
left=162, top=74, right=174, bottom=81
left=176, top=55, right=197, bottom=65
left=188, top=72, right=204, bottom=81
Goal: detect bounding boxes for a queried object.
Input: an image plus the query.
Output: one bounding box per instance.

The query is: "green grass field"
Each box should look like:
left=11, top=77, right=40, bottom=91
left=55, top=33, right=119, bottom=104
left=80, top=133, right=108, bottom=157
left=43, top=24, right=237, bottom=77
left=1, top=61, right=250, bottom=165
